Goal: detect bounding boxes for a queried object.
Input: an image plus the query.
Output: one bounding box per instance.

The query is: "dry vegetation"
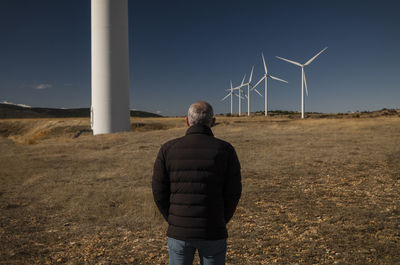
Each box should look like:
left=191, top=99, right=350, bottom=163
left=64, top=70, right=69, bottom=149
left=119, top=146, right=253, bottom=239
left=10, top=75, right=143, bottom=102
left=0, top=114, right=399, bottom=264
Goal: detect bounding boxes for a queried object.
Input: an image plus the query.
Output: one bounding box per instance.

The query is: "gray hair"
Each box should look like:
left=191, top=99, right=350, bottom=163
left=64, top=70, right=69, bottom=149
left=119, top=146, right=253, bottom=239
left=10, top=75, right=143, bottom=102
left=187, top=101, right=214, bottom=127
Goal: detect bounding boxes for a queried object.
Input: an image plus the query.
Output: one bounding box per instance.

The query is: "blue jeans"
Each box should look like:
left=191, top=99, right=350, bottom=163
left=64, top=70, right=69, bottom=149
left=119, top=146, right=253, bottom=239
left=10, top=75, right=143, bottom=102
left=168, top=237, right=227, bottom=265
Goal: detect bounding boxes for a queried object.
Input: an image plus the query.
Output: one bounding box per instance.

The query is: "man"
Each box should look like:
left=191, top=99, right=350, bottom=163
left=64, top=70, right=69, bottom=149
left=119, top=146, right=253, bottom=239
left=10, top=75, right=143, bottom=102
left=152, top=101, right=242, bottom=265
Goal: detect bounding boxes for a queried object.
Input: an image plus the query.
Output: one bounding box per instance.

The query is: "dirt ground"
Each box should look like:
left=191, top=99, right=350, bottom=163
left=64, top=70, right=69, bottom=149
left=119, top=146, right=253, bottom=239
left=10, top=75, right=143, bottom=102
left=0, top=115, right=399, bottom=264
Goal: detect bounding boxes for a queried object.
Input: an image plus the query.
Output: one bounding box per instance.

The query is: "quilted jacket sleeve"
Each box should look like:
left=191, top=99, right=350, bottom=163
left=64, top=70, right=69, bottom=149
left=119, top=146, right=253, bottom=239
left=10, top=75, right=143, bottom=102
left=152, top=146, right=170, bottom=222
left=223, top=145, right=242, bottom=223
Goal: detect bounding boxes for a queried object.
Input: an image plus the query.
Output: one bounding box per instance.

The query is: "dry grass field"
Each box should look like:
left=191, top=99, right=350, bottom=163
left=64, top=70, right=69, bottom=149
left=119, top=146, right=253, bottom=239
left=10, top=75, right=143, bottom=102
left=0, top=114, right=399, bottom=264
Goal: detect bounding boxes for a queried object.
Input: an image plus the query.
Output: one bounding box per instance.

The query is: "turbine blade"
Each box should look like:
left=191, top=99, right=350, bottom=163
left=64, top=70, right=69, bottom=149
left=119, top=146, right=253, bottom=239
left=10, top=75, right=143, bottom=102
left=232, top=84, right=245, bottom=90
left=304, top=47, right=328, bottom=66
left=221, top=92, right=231, bottom=101
left=269, top=75, right=288, bottom=83
left=262, top=52, right=268, bottom=74
left=303, top=70, right=309, bottom=96
left=221, top=92, right=232, bottom=101
left=234, top=93, right=244, bottom=100
left=240, top=74, right=246, bottom=86
left=252, top=76, right=266, bottom=89
left=230, top=80, right=233, bottom=90
left=249, top=66, right=254, bottom=83
left=254, top=88, right=263, bottom=97
left=276, top=56, right=302, bottom=67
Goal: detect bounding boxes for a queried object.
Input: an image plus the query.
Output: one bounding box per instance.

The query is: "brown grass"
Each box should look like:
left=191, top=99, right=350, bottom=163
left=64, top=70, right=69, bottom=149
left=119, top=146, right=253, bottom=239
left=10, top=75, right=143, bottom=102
left=0, top=115, right=399, bottom=264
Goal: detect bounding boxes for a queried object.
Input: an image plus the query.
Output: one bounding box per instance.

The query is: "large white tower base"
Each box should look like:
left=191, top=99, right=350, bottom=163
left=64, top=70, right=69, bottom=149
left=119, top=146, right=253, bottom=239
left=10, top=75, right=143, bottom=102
left=91, top=0, right=130, bottom=135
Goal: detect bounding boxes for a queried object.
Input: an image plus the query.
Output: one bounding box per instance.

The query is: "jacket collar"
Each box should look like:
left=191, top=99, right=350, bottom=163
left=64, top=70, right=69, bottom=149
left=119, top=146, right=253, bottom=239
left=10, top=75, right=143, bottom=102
left=185, top=124, right=214, bottom=136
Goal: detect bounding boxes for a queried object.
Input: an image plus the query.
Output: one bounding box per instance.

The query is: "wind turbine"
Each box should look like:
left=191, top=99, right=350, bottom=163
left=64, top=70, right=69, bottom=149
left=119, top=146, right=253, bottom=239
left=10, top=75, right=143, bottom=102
left=252, top=52, right=288, bottom=117
left=221, top=80, right=245, bottom=115
left=221, top=81, right=234, bottom=115
left=276, top=47, right=328, bottom=119
left=244, top=66, right=262, bottom=116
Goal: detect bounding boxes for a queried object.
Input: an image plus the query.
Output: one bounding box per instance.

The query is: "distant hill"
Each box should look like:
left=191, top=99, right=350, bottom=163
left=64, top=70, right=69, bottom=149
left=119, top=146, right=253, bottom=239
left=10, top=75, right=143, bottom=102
left=130, top=110, right=162, bottom=118
left=0, top=103, right=162, bottom=118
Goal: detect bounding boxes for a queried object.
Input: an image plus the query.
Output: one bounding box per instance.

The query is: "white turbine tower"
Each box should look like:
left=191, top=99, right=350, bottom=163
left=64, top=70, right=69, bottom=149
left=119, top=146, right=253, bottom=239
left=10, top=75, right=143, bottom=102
left=276, top=47, right=328, bottom=119
left=91, top=0, right=130, bottom=135
left=237, top=74, right=246, bottom=116
left=252, top=53, right=288, bottom=117
left=245, top=66, right=254, bottom=116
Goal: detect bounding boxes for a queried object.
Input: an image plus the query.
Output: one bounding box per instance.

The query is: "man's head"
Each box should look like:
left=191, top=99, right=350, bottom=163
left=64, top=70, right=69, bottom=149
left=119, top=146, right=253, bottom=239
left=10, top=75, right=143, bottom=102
left=186, top=101, right=216, bottom=127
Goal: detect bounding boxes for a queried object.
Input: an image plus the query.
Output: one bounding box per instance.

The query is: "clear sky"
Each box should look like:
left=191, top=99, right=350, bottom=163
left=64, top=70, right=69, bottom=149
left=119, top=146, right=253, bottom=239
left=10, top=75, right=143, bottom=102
left=1, top=0, right=399, bottom=116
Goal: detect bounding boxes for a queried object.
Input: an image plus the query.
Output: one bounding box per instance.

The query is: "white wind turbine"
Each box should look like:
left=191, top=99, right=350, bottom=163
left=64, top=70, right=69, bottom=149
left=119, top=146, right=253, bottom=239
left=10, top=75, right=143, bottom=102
left=243, top=66, right=263, bottom=116
left=276, top=47, right=328, bottom=119
left=252, top=52, right=288, bottom=117
left=221, top=80, right=246, bottom=115
left=221, top=81, right=234, bottom=115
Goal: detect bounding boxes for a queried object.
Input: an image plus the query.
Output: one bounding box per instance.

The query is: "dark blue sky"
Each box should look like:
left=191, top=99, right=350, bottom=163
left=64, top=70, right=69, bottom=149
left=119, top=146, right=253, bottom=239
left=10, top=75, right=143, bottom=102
left=1, top=0, right=399, bottom=116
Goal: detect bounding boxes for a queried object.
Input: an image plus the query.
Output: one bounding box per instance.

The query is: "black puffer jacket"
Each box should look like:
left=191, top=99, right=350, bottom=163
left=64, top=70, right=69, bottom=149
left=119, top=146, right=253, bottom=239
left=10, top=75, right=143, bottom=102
left=152, top=124, right=242, bottom=240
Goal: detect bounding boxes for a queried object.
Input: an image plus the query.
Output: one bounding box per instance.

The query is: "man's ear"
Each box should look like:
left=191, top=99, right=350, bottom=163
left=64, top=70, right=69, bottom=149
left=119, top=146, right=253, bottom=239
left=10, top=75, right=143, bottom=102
left=210, top=117, right=216, bottom=127
left=185, top=116, right=190, bottom=127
